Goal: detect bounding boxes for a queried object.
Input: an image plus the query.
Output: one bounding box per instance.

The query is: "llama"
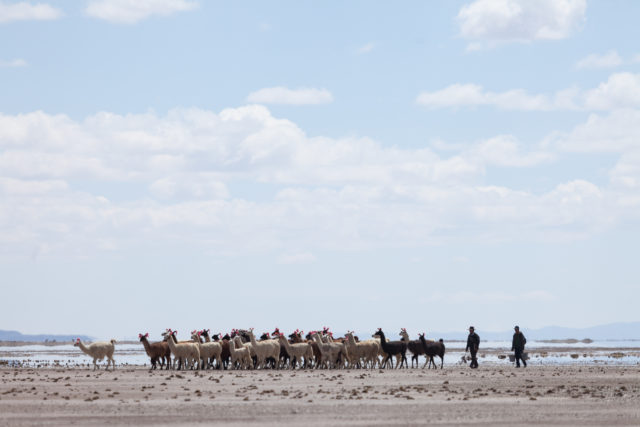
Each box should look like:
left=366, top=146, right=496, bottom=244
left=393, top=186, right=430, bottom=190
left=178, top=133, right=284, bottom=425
left=259, top=332, right=280, bottom=369
left=200, top=329, right=225, bottom=370
left=372, top=329, right=407, bottom=369
left=399, top=328, right=427, bottom=368
left=418, top=333, right=446, bottom=369
left=247, top=329, right=280, bottom=369
left=345, top=331, right=379, bottom=369
left=310, top=331, right=345, bottom=369
left=232, top=329, right=256, bottom=367
left=139, top=333, right=171, bottom=370
left=277, top=333, right=312, bottom=369
left=190, top=330, right=222, bottom=370
left=271, top=328, right=291, bottom=369
left=164, top=330, right=200, bottom=370
left=73, top=338, right=116, bottom=370
left=297, top=331, right=321, bottom=368
left=229, top=336, right=252, bottom=369
left=216, top=333, right=231, bottom=370
left=342, top=332, right=363, bottom=368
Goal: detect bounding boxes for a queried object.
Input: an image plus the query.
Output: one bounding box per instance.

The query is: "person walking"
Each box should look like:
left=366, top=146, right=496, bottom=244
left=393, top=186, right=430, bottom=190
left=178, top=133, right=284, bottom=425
left=465, top=326, right=480, bottom=369
left=511, top=326, right=527, bottom=367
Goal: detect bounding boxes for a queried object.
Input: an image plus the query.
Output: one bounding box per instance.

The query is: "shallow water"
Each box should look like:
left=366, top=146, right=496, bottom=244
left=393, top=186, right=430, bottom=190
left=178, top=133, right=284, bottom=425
left=1, top=341, right=639, bottom=368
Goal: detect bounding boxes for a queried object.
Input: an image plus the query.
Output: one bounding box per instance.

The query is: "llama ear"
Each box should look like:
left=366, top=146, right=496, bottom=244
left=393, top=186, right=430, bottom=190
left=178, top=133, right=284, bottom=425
left=138, top=334, right=142, bottom=338
left=145, top=333, right=149, bottom=337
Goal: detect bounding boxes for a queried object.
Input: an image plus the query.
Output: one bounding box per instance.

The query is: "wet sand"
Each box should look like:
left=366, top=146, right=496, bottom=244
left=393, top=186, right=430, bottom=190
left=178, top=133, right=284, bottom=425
left=1, top=365, right=639, bottom=426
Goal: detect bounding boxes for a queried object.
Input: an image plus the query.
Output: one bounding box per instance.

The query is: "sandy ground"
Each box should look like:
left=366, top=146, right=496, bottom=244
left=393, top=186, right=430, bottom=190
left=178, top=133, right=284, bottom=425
left=1, top=365, right=639, bottom=426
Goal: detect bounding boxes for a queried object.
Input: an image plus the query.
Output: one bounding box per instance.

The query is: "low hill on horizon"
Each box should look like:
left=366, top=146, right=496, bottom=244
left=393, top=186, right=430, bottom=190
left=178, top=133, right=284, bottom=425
left=0, top=329, right=92, bottom=343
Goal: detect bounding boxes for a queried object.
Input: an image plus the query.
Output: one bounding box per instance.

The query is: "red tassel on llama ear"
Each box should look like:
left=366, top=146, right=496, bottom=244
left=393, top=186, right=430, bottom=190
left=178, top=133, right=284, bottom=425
left=138, top=334, right=142, bottom=338
left=145, top=333, right=149, bottom=337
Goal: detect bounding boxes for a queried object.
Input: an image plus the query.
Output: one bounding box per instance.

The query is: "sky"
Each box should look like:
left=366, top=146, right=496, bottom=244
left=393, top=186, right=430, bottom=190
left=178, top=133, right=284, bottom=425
left=1, top=0, right=640, bottom=340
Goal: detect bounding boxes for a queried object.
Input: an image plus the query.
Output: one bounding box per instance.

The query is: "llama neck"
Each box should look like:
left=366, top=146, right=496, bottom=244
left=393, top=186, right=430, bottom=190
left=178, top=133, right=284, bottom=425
left=166, top=336, right=178, bottom=351
left=77, top=341, right=90, bottom=355
left=280, top=336, right=292, bottom=352
left=378, top=332, right=389, bottom=350
left=232, top=337, right=245, bottom=352
left=141, top=338, right=152, bottom=354
left=249, top=332, right=258, bottom=346
left=347, top=333, right=356, bottom=345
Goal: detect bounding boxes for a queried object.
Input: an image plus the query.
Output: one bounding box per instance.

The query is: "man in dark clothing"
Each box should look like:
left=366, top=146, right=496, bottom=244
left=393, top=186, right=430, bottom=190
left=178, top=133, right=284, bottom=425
left=465, top=326, right=480, bottom=368
left=511, top=326, right=527, bottom=367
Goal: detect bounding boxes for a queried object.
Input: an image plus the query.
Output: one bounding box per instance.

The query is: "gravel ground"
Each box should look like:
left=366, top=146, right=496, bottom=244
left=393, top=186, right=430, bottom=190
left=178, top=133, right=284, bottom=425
left=1, top=365, right=639, bottom=426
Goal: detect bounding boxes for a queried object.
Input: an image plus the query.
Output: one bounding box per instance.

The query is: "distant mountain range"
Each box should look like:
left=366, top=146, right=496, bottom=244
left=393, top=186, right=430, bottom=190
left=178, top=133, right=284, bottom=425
left=425, top=321, right=640, bottom=341
left=0, top=330, right=92, bottom=343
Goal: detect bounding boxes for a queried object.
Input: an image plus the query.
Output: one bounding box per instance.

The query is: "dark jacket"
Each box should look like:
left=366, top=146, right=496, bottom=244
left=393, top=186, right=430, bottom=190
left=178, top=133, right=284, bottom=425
left=466, top=332, right=480, bottom=352
left=512, top=332, right=526, bottom=351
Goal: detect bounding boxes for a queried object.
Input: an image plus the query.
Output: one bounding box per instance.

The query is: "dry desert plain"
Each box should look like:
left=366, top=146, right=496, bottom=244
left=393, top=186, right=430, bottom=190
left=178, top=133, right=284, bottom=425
left=1, top=365, right=639, bottom=426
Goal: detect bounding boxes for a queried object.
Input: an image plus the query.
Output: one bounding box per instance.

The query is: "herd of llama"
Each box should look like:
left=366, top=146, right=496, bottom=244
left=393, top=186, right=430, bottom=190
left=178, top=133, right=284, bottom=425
left=74, top=328, right=445, bottom=371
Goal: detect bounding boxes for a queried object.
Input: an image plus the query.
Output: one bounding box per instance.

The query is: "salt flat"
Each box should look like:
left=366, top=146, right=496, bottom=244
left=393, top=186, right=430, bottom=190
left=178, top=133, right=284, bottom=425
left=1, top=365, right=639, bottom=426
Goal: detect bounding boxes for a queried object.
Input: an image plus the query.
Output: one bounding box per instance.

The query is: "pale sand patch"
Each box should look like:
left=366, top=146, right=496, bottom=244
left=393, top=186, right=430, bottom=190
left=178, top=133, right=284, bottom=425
left=0, top=366, right=639, bottom=425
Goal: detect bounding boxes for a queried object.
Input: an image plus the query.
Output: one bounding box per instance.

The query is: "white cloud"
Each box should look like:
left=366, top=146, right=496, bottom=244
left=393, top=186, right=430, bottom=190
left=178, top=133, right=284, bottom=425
left=247, top=87, right=333, bottom=105
left=457, top=0, right=586, bottom=49
left=576, top=50, right=623, bottom=69
left=0, top=1, right=62, bottom=23
left=548, top=109, right=640, bottom=153
left=468, top=135, right=554, bottom=167
left=416, top=83, right=557, bottom=110
left=417, top=73, right=640, bottom=111
left=610, top=150, right=640, bottom=192
left=0, top=106, right=634, bottom=259
left=545, top=109, right=640, bottom=208
left=0, top=58, right=27, bottom=67
left=357, top=43, right=375, bottom=54
left=85, top=0, right=198, bottom=24
left=582, top=73, right=640, bottom=110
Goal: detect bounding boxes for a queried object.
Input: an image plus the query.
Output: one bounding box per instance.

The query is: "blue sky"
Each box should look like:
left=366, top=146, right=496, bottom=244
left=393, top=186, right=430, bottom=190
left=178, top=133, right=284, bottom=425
left=1, top=0, right=639, bottom=340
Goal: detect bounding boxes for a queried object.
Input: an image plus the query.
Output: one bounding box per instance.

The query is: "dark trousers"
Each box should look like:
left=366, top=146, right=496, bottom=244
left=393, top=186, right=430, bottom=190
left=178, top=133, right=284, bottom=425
left=514, top=348, right=526, bottom=367
left=469, top=349, right=478, bottom=368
